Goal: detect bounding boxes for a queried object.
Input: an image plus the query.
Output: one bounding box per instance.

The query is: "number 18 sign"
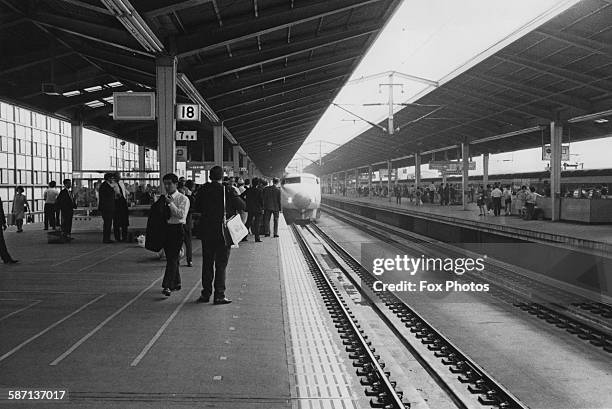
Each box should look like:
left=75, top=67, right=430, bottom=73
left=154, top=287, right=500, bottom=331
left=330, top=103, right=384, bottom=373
left=176, top=103, right=200, bottom=121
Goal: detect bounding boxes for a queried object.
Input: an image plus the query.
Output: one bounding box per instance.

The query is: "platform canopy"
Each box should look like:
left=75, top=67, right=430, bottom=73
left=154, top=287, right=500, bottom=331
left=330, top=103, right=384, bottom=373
left=0, top=0, right=401, bottom=174
left=307, top=0, right=612, bottom=174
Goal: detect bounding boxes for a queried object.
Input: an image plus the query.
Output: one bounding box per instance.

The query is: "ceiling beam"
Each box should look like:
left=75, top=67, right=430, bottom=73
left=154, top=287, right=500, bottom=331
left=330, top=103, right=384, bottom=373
left=0, top=50, right=74, bottom=76
left=176, top=0, right=383, bottom=58
left=225, top=100, right=330, bottom=128
left=144, top=0, right=214, bottom=19
left=31, top=11, right=152, bottom=57
left=220, top=86, right=338, bottom=120
left=495, top=52, right=612, bottom=95
left=464, top=72, right=592, bottom=112
left=203, top=51, right=359, bottom=98
left=187, top=23, right=378, bottom=81
left=231, top=109, right=325, bottom=132
left=215, top=73, right=346, bottom=112
left=535, top=26, right=612, bottom=59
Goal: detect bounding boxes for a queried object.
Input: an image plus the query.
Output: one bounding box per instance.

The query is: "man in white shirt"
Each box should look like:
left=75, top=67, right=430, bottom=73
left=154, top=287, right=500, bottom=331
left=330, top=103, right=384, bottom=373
left=43, top=181, right=59, bottom=230
left=162, top=173, right=190, bottom=297
left=490, top=183, right=503, bottom=216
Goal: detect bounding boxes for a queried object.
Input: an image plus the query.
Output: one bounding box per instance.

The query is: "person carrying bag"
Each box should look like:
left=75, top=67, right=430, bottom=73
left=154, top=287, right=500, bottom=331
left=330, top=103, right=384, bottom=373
left=195, top=166, right=245, bottom=305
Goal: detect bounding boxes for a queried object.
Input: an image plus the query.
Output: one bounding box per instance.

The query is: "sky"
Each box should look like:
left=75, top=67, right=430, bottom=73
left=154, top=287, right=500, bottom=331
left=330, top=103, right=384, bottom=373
left=287, top=0, right=612, bottom=176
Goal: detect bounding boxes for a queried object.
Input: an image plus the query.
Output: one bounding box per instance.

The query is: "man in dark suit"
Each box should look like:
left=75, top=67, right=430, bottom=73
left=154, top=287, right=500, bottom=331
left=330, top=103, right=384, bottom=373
left=242, top=177, right=264, bottom=242
left=56, top=179, right=76, bottom=241
left=263, top=177, right=282, bottom=238
left=195, top=166, right=244, bottom=304
left=98, top=173, right=116, bottom=243
left=0, top=197, right=17, bottom=264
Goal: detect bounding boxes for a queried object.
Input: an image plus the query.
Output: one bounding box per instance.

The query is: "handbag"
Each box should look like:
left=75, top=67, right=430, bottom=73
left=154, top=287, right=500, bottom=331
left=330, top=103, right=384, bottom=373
left=222, top=186, right=248, bottom=246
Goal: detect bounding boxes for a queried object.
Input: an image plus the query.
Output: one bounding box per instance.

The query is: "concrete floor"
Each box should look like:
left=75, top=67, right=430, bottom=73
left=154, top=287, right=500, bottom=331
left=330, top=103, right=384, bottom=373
left=317, top=213, right=612, bottom=409
left=0, top=221, right=291, bottom=408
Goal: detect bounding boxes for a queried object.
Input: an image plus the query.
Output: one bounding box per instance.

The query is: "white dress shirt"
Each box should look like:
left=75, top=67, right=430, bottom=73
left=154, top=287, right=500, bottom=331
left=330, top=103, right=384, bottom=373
left=167, top=190, right=190, bottom=224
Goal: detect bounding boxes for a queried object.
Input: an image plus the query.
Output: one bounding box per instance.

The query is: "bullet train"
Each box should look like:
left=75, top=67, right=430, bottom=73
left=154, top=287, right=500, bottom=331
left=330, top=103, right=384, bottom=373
left=281, top=173, right=321, bottom=224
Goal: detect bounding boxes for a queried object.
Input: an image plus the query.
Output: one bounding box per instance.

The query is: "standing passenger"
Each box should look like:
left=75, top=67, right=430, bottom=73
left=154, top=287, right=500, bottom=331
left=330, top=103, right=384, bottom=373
left=56, top=179, right=76, bottom=241
left=491, top=183, right=503, bottom=216
left=98, top=173, right=116, bottom=243
left=179, top=180, right=195, bottom=267
left=503, top=185, right=512, bottom=216
left=113, top=174, right=129, bottom=242
left=243, top=177, right=264, bottom=242
left=263, top=177, right=281, bottom=238
left=0, top=197, right=17, bottom=263
left=43, top=181, right=59, bottom=230
left=195, top=166, right=243, bottom=304
left=11, top=187, right=29, bottom=233
left=161, top=173, right=190, bottom=297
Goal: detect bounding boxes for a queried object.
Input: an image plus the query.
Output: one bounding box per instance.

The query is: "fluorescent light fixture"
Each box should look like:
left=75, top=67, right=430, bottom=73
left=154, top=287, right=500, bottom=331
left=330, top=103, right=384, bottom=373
left=84, top=85, right=103, bottom=92
left=472, top=126, right=545, bottom=144
left=106, top=81, right=123, bottom=88
left=100, top=0, right=164, bottom=53
left=594, top=118, right=609, bottom=124
left=85, top=100, right=105, bottom=108
left=567, top=109, right=612, bottom=123
left=62, top=90, right=81, bottom=97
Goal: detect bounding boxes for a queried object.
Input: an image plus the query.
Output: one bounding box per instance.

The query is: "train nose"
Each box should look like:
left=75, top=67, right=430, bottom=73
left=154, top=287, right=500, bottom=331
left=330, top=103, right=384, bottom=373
left=292, top=193, right=312, bottom=210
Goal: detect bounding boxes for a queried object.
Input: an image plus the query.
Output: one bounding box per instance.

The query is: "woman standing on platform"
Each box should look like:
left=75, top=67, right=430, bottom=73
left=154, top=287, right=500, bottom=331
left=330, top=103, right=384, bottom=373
left=0, top=197, right=17, bottom=264
left=11, top=186, right=29, bottom=233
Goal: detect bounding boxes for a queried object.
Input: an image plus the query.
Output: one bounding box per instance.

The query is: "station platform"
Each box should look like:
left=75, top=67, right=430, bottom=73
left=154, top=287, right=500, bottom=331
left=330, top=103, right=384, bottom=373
left=323, top=194, right=612, bottom=254
left=0, top=218, right=365, bottom=408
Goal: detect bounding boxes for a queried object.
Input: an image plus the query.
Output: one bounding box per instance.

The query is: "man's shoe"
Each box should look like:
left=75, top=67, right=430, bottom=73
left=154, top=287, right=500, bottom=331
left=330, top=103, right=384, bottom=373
left=273, top=234, right=279, bottom=238
left=213, top=297, right=232, bottom=305
left=255, top=238, right=262, bottom=242
left=196, top=295, right=210, bottom=303
left=3, top=259, right=18, bottom=264
left=186, top=261, right=193, bottom=267
left=162, top=288, right=171, bottom=297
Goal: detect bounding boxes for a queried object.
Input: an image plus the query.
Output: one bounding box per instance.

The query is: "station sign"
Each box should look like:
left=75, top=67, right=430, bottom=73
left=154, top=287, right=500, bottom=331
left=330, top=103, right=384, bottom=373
left=176, top=104, right=201, bottom=121
left=429, top=161, right=475, bottom=171
left=176, top=130, right=197, bottom=141
left=175, top=146, right=188, bottom=162
left=542, top=144, right=570, bottom=161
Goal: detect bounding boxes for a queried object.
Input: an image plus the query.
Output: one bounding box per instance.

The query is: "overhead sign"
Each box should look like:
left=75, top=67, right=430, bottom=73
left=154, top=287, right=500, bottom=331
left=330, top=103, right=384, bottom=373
left=175, top=146, right=188, bottom=162
left=429, top=161, right=475, bottom=171
left=176, top=130, right=197, bottom=141
left=542, top=144, right=570, bottom=161
left=113, top=92, right=155, bottom=120
left=176, top=104, right=200, bottom=121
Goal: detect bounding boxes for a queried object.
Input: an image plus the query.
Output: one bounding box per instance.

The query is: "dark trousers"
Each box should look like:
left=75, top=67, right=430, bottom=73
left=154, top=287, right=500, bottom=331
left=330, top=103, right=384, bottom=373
left=0, top=228, right=12, bottom=262
left=102, top=211, right=113, bottom=242
left=60, top=211, right=73, bottom=237
left=183, top=222, right=192, bottom=263
left=113, top=215, right=127, bottom=241
left=492, top=197, right=502, bottom=216
left=247, top=212, right=262, bottom=239
left=263, top=209, right=279, bottom=236
left=44, top=203, right=56, bottom=229
left=162, top=224, right=184, bottom=290
left=201, top=240, right=230, bottom=299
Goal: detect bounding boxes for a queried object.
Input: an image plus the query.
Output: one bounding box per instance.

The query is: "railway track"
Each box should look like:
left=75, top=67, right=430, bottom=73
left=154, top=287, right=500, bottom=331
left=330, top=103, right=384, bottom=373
left=292, top=223, right=530, bottom=409
left=321, top=203, right=612, bottom=353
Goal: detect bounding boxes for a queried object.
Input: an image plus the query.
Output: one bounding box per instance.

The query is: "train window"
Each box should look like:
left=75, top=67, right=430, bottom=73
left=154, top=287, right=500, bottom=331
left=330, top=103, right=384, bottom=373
left=282, top=177, right=301, bottom=185
left=282, top=176, right=317, bottom=185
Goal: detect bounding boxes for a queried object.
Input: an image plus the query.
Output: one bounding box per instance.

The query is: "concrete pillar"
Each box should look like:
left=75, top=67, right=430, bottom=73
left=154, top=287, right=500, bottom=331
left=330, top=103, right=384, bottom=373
left=414, top=153, right=421, bottom=188
left=156, top=55, right=177, bottom=186
left=387, top=160, right=392, bottom=202
left=70, top=121, right=83, bottom=188
left=232, top=145, right=240, bottom=177
left=462, top=142, right=470, bottom=210
left=550, top=121, right=562, bottom=221
left=213, top=123, right=224, bottom=168
left=138, top=145, right=146, bottom=171
left=368, top=165, right=373, bottom=198
left=482, top=152, right=489, bottom=188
